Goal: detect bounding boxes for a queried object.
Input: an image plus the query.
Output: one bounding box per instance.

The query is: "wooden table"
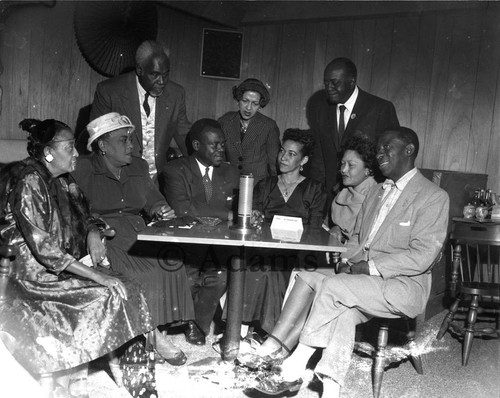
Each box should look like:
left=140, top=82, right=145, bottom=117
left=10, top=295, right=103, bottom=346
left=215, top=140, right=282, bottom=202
left=138, top=221, right=345, bottom=360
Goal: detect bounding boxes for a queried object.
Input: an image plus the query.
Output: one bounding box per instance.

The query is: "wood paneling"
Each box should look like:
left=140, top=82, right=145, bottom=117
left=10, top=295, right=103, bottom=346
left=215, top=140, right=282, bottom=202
left=0, top=1, right=498, bottom=192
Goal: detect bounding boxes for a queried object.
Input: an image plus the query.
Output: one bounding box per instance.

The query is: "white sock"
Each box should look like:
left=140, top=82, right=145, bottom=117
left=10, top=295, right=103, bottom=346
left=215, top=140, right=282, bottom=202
left=322, top=377, right=341, bottom=398
left=240, top=324, right=249, bottom=339
left=281, top=343, right=315, bottom=381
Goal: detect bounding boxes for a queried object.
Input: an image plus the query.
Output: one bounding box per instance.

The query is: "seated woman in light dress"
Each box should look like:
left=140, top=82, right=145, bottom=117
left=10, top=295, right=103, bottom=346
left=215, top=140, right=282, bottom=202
left=0, top=119, right=153, bottom=397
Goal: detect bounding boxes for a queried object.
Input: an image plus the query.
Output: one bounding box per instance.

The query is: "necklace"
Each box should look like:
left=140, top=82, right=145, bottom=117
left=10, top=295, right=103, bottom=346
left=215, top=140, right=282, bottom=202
left=279, top=175, right=301, bottom=197
left=113, top=168, right=121, bottom=180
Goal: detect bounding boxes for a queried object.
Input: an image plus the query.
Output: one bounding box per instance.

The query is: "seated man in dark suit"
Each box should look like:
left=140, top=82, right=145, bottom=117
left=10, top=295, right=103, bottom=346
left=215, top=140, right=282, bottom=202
left=160, top=118, right=240, bottom=344
left=258, top=127, right=450, bottom=398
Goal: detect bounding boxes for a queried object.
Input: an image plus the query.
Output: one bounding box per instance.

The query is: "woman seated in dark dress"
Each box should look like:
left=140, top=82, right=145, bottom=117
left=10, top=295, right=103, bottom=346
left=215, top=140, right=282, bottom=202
left=239, top=134, right=379, bottom=366
left=233, top=128, right=326, bottom=336
left=0, top=119, right=153, bottom=397
left=72, top=112, right=195, bottom=366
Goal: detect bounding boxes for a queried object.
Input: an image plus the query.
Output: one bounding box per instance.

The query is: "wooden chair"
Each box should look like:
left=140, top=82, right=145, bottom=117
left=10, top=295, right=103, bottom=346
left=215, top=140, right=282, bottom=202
left=436, top=221, right=500, bottom=365
left=354, top=252, right=442, bottom=398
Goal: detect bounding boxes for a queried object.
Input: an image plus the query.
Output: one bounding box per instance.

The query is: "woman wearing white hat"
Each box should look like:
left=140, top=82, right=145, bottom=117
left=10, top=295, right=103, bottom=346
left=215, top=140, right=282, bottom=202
left=72, top=112, right=195, bottom=366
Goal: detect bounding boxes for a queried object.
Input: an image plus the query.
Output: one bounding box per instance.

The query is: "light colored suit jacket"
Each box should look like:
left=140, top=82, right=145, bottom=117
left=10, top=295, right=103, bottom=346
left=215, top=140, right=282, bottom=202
left=345, top=170, right=449, bottom=318
left=89, top=71, right=191, bottom=173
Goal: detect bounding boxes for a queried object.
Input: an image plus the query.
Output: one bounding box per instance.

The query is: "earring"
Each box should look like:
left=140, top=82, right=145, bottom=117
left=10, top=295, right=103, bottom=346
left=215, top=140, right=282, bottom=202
left=45, top=153, right=54, bottom=163
left=101, top=150, right=106, bottom=156
left=300, top=165, right=303, bottom=171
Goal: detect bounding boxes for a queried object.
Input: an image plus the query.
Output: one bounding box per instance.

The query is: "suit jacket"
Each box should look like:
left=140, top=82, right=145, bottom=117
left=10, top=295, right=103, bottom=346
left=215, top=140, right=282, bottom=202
left=218, top=111, right=280, bottom=184
left=89, top=71, right=191, bottom=173
left=160, top=155, right=240, bottom=221
left=308, top=88, right=399, bottom=200
left=345, top=170, right=449, bottom=318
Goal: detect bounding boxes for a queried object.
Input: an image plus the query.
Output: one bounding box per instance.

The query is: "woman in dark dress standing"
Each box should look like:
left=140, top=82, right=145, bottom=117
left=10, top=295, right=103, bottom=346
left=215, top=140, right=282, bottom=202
left=236, top=129, right=325, bottom=336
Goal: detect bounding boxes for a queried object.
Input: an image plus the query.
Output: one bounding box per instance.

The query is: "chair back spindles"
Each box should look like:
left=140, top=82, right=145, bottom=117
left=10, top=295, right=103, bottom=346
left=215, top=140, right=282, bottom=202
left=437, top=221, right=500, bottom=365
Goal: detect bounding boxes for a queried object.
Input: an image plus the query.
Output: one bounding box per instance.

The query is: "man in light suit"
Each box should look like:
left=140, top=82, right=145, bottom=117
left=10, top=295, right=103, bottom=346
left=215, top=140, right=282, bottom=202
left=308, top=57, right=400, bottom=208
left=160, top=118, right=240, bottom=344
left=87, top=40, right=191, bottom=180
left=262, top=127, right=449, bottom=398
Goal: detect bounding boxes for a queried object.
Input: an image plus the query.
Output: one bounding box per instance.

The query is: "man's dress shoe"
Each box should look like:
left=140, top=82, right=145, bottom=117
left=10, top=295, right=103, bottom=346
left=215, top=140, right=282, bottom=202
left=184, top=321, right=206, bottom=345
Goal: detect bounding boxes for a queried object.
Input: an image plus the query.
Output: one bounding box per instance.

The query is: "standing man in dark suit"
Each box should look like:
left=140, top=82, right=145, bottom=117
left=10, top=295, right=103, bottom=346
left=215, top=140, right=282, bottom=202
left=88, top=40, right=191, bottom=181
left=160, top=119, right=240, bottom=344
left=308, top=57, right=399, bottom=207
left=218, top=78, right=281, bottom=185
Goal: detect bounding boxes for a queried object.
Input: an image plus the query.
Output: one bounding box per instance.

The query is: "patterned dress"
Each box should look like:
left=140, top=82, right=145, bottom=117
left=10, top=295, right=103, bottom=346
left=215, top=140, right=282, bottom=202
left=0, top=159, right=152, bottom=374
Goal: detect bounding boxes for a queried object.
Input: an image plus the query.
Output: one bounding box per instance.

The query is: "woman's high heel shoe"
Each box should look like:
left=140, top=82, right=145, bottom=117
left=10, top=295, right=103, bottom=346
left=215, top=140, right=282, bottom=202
left=254, top=375, right=303, bottom=395
left=163, top=350, right=187, bottom=366
left=237, top=334, right=292, bottom=370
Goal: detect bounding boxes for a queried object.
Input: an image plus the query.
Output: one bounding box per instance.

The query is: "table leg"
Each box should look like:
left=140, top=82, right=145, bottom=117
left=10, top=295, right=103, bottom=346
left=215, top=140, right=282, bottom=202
left=222, top=246, right=245, bottom=361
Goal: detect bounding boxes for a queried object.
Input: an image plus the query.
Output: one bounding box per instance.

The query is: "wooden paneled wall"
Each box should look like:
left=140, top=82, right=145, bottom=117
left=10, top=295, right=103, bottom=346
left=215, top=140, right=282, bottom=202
left=1, top=2, right=499, bottom=192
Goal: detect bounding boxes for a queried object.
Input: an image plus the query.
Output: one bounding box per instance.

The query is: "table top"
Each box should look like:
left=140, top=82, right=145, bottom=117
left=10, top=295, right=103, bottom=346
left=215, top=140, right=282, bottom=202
left=138, top=220, right=346, bottom=253
left=452, top=217, right=500, bottom=225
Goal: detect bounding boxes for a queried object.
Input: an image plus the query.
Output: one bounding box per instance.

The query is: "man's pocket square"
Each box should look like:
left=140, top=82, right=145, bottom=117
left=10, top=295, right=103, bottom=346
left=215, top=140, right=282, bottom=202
left=399, top=221, right=411, bottom=226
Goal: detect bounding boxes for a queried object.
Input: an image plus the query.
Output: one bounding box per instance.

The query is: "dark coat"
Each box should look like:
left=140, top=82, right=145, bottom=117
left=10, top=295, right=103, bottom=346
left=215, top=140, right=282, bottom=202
left=308, top=88, right=399, bottom=201
left=218, top=111, right=281, bottom=184
left=160, top=155, right=240, bottom=221
left=88, top=71, right=191, bottom=173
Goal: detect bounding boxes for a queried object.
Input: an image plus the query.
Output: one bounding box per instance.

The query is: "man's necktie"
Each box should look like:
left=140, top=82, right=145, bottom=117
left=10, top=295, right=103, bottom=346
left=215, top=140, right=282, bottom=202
left=202, top=167, right=212, bottom=203
left=338, top=104, right=346, bottom=140
left=364, top=180, right=396, bottom=250
left=143, top=93, right=151, bottom=117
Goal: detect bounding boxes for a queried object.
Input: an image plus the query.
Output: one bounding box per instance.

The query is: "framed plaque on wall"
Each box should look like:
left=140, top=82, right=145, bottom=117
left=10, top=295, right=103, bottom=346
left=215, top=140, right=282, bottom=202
left=200, top=28, right=243, bottom=80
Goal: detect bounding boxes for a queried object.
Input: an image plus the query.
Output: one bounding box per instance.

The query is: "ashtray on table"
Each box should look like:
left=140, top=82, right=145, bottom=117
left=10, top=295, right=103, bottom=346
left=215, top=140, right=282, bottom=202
left=196, top=217, right=223, bottom=226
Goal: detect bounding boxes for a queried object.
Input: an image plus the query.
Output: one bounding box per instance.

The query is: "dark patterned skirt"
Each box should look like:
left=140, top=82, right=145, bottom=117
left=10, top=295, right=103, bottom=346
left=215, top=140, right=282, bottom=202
left=107, top=240, right=195, bottom=327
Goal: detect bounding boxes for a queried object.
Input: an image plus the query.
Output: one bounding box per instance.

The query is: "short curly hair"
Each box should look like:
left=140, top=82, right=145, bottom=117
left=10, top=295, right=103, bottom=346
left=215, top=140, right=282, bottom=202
left=341, top=133, right=378, bottom=177
left=282, top=129, right=315, bottom=158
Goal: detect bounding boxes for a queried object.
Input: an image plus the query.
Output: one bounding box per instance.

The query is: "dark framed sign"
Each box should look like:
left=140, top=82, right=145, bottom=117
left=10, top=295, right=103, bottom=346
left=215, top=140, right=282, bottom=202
left=200, top=28, right=243, bottom=80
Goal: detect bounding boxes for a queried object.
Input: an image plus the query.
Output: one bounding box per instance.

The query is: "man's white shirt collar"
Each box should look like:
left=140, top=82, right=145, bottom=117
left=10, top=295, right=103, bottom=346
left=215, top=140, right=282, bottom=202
left=195, top=157, right=213, bottom=179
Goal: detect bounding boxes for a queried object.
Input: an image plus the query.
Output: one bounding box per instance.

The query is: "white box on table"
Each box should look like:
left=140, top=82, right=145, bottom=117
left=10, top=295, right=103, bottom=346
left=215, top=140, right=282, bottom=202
left=270, top=215, right=303, bottom=242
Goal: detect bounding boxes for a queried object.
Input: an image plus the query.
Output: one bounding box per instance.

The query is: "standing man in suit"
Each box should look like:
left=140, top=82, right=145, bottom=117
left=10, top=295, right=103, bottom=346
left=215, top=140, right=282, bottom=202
left=160, top=118, right=240, bottom=344
left=218, top=78, right=281, bottom=185
left=259, top=127, right=449, bottom=398
left=308, top=57, right=400, bottom=207
left=88, top=40, right=191, bottom=181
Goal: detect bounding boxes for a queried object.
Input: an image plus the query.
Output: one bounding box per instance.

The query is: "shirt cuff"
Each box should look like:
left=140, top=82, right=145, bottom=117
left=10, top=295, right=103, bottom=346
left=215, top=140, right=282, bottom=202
left=368, top=260, right=381, bottom=276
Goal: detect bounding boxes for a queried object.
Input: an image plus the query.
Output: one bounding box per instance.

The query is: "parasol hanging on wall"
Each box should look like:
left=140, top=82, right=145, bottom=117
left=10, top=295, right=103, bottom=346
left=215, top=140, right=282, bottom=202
left=74, top=1, right=158, bottom=77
